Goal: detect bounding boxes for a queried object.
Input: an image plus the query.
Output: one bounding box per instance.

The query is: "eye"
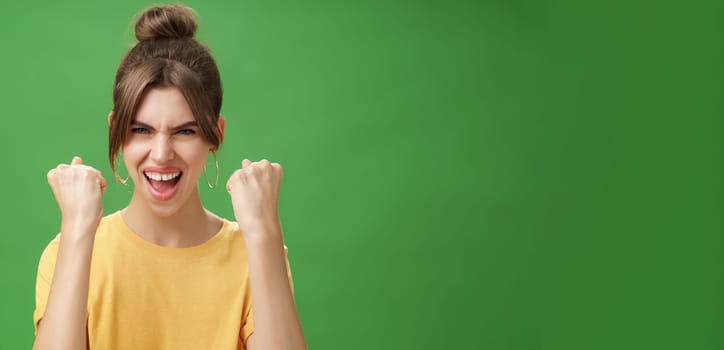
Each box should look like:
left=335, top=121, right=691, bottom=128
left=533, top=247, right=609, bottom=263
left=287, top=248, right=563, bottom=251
left=131, top=127, right=150, bottom=134
left=176, top=129, right=196, bottom=135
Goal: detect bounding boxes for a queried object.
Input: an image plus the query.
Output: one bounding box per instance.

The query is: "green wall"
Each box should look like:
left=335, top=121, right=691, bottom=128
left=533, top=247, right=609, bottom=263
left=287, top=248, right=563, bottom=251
left=1, top=0, right=721, bottom=349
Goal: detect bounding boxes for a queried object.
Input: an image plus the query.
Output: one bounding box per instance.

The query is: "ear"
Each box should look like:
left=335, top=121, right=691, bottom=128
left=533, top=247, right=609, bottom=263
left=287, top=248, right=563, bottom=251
left=107, top=111, right=114, bottom=126
left=218, top=115, right=226, bottom=135
left=213, top=115, right=226, bottom=151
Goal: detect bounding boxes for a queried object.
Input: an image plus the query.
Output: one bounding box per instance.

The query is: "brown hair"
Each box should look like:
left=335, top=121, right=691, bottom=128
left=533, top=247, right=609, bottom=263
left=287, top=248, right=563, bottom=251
left=109, top=4, right=223, bottom=177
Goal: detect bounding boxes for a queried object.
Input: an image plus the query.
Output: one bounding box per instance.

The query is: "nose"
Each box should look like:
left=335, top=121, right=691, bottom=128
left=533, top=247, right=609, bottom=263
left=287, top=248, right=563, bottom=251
left=149, top=134, right=175, bottom=163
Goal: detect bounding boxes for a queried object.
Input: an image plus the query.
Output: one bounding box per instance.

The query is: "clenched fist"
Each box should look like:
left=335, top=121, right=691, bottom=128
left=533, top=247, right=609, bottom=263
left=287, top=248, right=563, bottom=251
left=47, top=156, right=107, bottom=234
left=226, top=158, right=283, bottom=238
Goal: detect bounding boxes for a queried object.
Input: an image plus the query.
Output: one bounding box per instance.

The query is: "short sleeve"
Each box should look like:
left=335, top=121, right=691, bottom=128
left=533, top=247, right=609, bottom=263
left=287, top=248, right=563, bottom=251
left=240, top=245, right=295, bottom=346
left=33, top=234, right=61, bottom=335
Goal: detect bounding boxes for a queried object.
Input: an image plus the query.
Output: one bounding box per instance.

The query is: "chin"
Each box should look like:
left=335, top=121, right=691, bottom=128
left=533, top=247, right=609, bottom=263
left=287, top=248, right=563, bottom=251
left=146, top=201, right=185, bottom=218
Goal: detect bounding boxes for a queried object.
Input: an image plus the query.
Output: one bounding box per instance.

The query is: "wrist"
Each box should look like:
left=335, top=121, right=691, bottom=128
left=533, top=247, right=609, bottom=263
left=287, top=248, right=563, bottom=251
left=243, top=233, right=284, bottom=253
left=237, top=214, right=280, bottom=235
left=241, top=224, right=283, bottom=245
left=61, top=218, right=99, bottom=238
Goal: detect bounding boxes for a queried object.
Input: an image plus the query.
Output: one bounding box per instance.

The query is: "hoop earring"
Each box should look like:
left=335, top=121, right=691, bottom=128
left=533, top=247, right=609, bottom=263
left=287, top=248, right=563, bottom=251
left=114, top=160, right=129, bottom=186
left=204, top=152, right=219, bottom=189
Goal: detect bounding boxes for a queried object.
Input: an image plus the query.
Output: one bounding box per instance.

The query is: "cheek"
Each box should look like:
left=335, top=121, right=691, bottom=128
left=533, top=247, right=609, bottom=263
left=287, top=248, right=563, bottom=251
left=178, top=143, right=211, bottom=171
left=121, top=143, right=145, bottom=167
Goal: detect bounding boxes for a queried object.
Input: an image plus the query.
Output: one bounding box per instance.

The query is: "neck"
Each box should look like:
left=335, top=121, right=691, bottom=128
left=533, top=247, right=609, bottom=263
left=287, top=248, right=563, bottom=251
left=122, top=188, right=221, bottom=248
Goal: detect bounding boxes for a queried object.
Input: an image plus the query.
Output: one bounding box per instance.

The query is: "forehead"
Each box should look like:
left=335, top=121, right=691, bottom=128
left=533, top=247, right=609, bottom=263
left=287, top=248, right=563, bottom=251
left=134, top=86, right=195, bottom=124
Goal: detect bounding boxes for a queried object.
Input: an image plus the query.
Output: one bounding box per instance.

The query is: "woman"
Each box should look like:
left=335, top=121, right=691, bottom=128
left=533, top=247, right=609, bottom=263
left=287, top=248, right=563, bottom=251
left=32, top=4, right=306, bottom=350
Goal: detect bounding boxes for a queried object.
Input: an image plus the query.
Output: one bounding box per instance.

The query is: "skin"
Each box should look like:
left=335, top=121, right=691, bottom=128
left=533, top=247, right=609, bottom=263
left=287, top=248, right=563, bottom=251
left=33, top=86, right=306, bottom=350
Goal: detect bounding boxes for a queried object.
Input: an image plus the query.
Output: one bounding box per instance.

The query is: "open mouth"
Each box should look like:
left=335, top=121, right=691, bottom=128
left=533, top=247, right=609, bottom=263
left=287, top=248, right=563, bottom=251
left=144, top=171, right=182, bottom=201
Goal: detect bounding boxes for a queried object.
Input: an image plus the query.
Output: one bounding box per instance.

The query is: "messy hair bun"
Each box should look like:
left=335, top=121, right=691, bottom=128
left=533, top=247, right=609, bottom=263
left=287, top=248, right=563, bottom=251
left=135, top=4, right=198, bottom=41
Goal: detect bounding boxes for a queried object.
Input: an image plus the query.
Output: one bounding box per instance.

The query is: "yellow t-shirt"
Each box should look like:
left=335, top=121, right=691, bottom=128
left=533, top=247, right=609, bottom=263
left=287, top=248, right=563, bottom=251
left=33, top=211, right=293, bottom=349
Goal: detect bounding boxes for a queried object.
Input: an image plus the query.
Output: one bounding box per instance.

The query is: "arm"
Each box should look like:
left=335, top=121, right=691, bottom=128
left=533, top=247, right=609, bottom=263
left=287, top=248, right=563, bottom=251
left=33, top=156, right=105, bottom=350
left=244, top=223, right=305, bottom=350
left=33, top=226, right=95, bottom=350
left=227, top=158, right=306, bottom=350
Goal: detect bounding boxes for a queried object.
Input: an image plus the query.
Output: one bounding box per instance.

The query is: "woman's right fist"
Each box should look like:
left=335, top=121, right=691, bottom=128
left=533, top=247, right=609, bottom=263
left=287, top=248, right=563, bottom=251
left=47, top=156, right=107, bottom=230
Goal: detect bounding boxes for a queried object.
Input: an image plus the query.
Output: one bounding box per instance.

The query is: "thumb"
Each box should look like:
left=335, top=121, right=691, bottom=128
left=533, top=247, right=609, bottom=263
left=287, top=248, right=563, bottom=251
left=71, top=156, right=83, bottom=166
left=242, top=159, right=252, bottom=168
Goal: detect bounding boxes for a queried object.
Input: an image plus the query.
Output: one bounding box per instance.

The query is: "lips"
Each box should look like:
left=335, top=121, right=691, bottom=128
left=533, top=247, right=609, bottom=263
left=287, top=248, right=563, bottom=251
left=143, top=169, right=183, bottom=201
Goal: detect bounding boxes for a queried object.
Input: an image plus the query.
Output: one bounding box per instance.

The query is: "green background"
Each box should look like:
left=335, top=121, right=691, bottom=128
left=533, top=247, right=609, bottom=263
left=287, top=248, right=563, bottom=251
left=1, top=0, right=721, bottom=349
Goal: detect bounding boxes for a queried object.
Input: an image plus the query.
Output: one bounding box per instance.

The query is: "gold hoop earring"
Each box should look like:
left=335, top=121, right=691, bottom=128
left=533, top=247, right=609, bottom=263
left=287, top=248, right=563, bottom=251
left=204, top=152, right=219, bottom=189
left=114, top=160, right=129, bottom=186
left=115, top=174, right=129, bottom=185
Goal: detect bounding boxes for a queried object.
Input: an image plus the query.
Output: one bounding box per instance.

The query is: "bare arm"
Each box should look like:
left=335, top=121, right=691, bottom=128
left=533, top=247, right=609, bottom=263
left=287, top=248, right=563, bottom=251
left=245, top=223, right=306, bottom=350
left=34, top=157, right=105, bottom=350
left=33, top=225, right=95, bottom=350
left=226, top=158, right=306, bottom=349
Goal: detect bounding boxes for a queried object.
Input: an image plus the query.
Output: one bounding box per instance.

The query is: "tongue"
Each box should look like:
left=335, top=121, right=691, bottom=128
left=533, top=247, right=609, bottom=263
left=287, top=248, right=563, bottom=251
left=149, top=178, right=177, bottom=193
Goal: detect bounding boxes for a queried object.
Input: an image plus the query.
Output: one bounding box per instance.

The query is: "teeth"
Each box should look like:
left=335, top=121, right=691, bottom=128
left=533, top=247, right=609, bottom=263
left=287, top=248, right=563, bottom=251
left=144, top=171, right=180, bottom=181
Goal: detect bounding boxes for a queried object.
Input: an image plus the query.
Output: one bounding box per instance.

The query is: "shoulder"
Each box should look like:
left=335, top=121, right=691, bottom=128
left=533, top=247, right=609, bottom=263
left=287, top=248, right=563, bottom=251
left=216, top=218, right=245, bottom=248
left=38, top=211, right=121, bottom=264
left=37, top=233, right=60, bottom=271
left=96, top=211, right=124, bottom=233
left=205, top=210, right=244, bottom=242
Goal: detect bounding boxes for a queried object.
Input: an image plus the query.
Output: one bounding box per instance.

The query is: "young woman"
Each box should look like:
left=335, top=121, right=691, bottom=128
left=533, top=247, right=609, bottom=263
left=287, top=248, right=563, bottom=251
left=32, top=4, right=306, bottom=350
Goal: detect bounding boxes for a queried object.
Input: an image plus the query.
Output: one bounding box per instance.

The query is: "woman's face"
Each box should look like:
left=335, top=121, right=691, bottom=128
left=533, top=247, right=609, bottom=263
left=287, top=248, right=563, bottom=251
left=122, top=86, right=212, bottom=217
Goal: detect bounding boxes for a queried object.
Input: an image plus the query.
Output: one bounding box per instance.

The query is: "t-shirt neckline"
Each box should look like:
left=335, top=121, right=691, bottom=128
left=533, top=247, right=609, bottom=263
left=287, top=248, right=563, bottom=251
left=110, top=210, right=231, bottom=259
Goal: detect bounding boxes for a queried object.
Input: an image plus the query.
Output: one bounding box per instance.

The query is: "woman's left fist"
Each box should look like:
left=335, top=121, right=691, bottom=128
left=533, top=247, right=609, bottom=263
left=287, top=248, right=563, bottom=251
left=226, top=158, right=284, bottom=238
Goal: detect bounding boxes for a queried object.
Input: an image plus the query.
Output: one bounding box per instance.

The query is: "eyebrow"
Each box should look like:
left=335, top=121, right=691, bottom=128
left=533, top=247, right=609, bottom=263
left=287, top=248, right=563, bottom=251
left=130, top=121, right=199, bottom=131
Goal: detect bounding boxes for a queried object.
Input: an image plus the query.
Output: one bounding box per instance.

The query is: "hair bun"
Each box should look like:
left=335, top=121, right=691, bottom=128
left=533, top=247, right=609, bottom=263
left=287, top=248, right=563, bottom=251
left=135, top=4, right=197, bottom=42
